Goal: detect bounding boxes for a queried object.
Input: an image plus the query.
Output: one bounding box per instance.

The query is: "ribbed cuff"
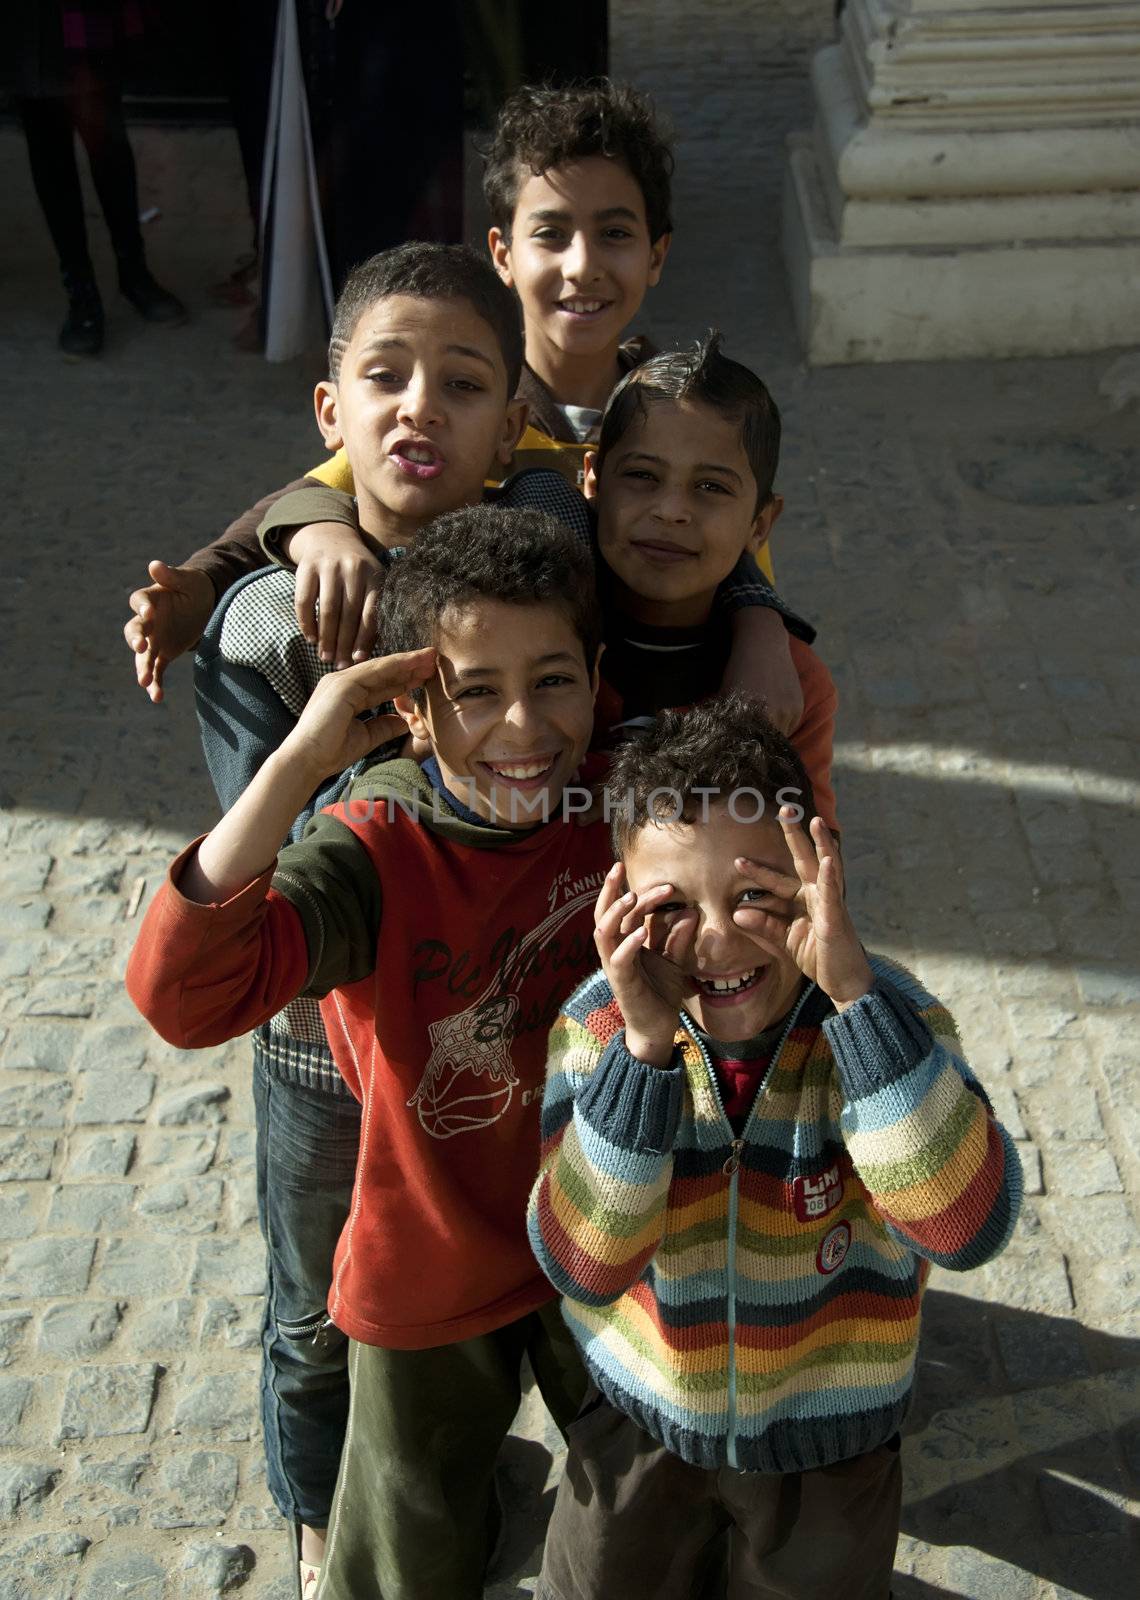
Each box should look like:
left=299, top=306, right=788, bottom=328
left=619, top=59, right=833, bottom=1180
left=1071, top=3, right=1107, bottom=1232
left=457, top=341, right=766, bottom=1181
left=824, top=979, right=934, bottom=1093
left=577, top=1035, right=684, bottom=1154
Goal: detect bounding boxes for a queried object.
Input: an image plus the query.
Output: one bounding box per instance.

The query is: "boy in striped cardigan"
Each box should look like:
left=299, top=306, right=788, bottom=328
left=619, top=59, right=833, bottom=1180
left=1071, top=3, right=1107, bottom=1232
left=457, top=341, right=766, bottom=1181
left=527, top=696, right=1021, bottom=1600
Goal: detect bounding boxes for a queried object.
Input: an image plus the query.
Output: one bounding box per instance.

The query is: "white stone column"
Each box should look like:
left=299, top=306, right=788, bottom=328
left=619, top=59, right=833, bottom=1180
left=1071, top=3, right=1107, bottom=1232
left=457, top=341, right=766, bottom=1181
left=781, top=0, right=1140, bottom=363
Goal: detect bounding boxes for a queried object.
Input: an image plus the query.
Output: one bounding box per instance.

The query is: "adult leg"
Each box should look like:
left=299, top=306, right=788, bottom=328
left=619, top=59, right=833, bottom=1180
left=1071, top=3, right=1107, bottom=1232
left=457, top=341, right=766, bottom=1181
left=69, top=74, right=186, bottom=323
left=725, top=1436, right=902, bottom=1599
left=538, top=1391, right=728, bottom=1600
left=253, top=1054, right=360, bottom=1532
left=17, top=94, right=103, bottom=354
left=318, top=1320, right=536, bottom=1600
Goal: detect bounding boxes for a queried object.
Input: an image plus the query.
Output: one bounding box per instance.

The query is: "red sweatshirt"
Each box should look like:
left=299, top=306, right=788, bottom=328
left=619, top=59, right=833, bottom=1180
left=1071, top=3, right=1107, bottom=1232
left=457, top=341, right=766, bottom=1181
left=127, top=761, right=613, bottom=1349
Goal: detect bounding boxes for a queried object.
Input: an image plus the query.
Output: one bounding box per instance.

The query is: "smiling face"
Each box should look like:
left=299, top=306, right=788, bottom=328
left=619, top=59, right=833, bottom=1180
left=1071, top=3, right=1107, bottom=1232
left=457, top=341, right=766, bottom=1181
left=397, top=598, right=600, bottom=828
left=314, top=294, right=526, bottom=546
left=489, top=158, right=669, bottom=392
left=589, top=397, right=782, bottom=627
left=625, top=806, right=804, bottom=1041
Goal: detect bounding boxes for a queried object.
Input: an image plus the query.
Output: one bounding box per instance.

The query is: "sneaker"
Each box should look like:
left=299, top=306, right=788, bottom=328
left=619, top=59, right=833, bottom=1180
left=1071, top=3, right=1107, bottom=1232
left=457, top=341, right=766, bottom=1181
left=118, top=265, right=187, bottom=325
left=59, top=276, right=104, bottom=357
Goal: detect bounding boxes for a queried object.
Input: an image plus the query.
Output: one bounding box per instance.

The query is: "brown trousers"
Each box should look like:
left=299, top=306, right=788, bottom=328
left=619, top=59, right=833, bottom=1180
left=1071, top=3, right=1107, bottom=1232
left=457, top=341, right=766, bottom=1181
left=539, top=1390, right=902, bottom=1600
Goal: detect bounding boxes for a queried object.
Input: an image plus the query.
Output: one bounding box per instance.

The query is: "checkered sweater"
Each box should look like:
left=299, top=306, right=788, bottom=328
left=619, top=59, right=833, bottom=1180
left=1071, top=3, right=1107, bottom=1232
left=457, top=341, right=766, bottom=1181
left=527, top=956, right=1020, bottom=1474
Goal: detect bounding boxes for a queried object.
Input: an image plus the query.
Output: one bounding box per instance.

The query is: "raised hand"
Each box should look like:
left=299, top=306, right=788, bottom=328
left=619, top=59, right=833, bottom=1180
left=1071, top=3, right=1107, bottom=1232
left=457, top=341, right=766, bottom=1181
left=593, top=864, right=697, bottom=1066
left=733, top=809, right=873, bottom=1011
left=124, top=559, right=216, bottom=702
left=282, top=649, right=437, bottom=784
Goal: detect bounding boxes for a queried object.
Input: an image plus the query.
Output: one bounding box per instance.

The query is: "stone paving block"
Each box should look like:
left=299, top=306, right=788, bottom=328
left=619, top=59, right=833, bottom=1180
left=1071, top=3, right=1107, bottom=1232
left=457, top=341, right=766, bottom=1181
left=58, top=1362, right=159, bottom=1441
left=994, top=1314, right=1092, bottom=1391
left=22, top=978, right=97, bottom=1017
left=1042, top=1196, right=1140, bottom=1261
left=135, top=1130, right=220, bottom=1177
left=1003, top=1002, right=1082, bottom=1043
left=46, top=1182, right=135, bottom=1234
left=0, top=939, right=40, bottom=980
left=1036, top=1468, right=1130, bottom=1536
left=96, top=1236, right=191, bottom=1297
left=0, top=1236, right=96, bottom=1300
left=39, top=1301, right=123, bottom=1358
left=222, top=1129, right=256, bottom=1171
left=73, top=1024, right=149, bottom=1074
left=0, top=1373, right=32, bottom=1443
left=226, top=1177, right=259, bottom=1230
left=0, top=1078, right=72, bottom=1127
left=2, top=1020, right=77, bottom=1072
left=191, top=1237, right=267, bottom=1297
left=953, top=1245, right=1075, bottom=1317
left=201, top=1297, right=263, bottom=1352
left=0, top=1531, right=90, bottom=1595
left=180, top=1542, right=256, bottom=1593
left=1074, top=964, right=1140, bottom=1007
left=151, top=1450, right=239, bottom=1528
left=136, top=1176, right=222, bottom=1234
left=77, top=1549, right=167, bottom=1599
left=73, top=1069, right=156, bottom=1125
left=40, top=936, right=117, bottom=980
left=0, top=1308, right=32, bottom=1367
left=0, top=1132, right=55, bottom=1184
left=1072, top=1257, right=1140, bottom=1328
left=943, top=1546, right=1040, bottom=1599
left=127, top=1297, right=196, bottom=1354
left=1017, top=1143, right=1044, bottom=1197
left=172, top=1371, right=255, bottom=1441
left=0, top=853, right=53, bottom=896
left=72, top=1453, right=149, bottom=1502
left=65, top=1130, right=135, bottom=1179
left=0, top=1461, right=60, bottom=1521
left=1044, top=1144, right=1122, bottom=1199
left=0, top=1187, right=41, bottom=1240
left=155, top=1082, right=231, bottom=1125
left=1022, top=1073, right=1106, bottom=1143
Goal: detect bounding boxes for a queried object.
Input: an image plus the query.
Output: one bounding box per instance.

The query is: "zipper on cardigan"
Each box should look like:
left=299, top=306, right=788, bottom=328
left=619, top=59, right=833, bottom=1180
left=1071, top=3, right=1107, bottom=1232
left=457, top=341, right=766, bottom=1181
left=680, top=985, right=818, bottom=1472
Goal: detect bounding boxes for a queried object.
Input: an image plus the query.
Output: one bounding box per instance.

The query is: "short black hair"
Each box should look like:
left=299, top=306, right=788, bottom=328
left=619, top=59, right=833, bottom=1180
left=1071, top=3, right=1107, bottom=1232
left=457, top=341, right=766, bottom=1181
left=606, top=693, right=816, bottom=859
left=483, top=79, right=673, bottom=242
left=328, top=242, right=523, bottom=391
left=381, top=505, right=601, bottom=699
left=597, top=333, right=782, bottom=510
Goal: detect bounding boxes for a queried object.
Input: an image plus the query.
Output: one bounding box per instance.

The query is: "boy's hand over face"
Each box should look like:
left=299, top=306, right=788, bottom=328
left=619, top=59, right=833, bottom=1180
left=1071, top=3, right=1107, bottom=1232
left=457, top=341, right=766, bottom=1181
left=287, top=523, right=387, bottom=670
left=124, top=560, right=216, bottom=702
left=282, top=649, right=436, bottom=785
left=733, top=810, right=873, bottom=1012
left=724, top=609, right=803, bottom=734
left=595, top=864, right=697, bottom=1067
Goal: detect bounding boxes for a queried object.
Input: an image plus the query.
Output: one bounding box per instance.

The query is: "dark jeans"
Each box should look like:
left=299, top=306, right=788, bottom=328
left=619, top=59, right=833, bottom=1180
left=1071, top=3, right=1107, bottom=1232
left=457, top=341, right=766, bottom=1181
left=18, top=82, right=144, bottom=280
left=540, top=1390, right=902, bottom=1600
left=252, top=1054, right=361, bottom=1528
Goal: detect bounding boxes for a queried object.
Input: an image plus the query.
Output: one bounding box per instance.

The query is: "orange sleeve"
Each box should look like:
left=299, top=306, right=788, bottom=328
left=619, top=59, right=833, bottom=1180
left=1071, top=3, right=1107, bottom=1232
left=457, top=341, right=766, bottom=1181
left=787, top=638, right=839, bottom=833
left=125, top=840, right=312, bottom=1048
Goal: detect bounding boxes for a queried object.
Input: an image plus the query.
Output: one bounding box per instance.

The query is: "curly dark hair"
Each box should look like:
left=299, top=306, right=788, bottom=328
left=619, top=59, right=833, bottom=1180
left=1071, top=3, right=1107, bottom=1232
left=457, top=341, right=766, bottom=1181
left=380, top=505, right=601, bottom=700
left=483, top=79, right=673, bottom=242
left=606, top=693, right=816, bottom=857
left=596, top=332, right=782, bottom=511
left=328, top=242, right=523, bottom=389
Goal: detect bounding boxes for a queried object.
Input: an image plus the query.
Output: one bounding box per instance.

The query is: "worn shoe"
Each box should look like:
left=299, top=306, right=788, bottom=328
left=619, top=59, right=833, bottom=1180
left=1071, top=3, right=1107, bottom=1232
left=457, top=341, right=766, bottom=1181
left=119, top=266, right=187, bottom=324
left=59, top=277, right=104, bottom=357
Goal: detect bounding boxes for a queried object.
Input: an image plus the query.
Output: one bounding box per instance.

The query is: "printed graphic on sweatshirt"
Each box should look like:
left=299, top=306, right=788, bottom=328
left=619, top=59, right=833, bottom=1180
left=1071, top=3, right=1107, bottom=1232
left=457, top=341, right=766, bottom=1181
left=408, top=877, right=605, bottom=1140
left=793, top=1163, right=844, bottom=1223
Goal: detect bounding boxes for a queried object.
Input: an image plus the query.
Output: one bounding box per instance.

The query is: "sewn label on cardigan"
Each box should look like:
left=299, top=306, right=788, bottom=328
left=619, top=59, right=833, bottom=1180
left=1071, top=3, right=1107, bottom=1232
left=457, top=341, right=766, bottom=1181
left=793, top=1163, right=843, bottom=1222
left=816, top=1221, right=852, bottom=1275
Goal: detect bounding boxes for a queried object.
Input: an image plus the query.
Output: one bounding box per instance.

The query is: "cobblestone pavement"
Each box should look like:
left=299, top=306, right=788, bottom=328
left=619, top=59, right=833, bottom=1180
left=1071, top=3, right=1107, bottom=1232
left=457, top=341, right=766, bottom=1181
left=1, top=74, right=1138, bottom=1600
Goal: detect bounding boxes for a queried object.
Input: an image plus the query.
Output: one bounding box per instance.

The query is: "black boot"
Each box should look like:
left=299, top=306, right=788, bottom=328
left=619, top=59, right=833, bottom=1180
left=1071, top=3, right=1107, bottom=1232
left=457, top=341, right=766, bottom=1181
left=118, top=261, right=187, bottom=324
left=59, top=273, right=104, bottom=357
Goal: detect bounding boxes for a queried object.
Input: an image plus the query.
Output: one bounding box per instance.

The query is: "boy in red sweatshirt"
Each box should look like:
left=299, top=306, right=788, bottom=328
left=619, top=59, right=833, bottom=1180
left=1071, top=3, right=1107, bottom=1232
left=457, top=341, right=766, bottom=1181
left=127, top=508, right=615, bottom=1599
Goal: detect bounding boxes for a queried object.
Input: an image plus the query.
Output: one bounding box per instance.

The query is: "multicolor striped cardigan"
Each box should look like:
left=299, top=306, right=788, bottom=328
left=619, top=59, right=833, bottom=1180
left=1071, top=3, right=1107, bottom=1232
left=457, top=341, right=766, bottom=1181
left=527, top=956, right=1020, bottom=1474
